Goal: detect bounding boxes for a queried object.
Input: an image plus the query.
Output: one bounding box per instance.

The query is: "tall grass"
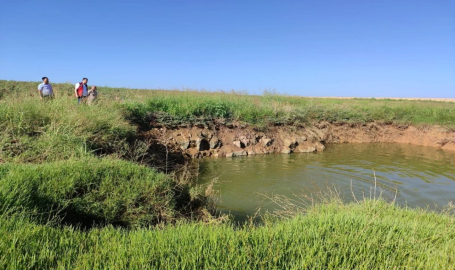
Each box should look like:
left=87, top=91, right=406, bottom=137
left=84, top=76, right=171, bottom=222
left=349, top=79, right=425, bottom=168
left=0, top=81, right=212, bottom=227
left=0, top=157, right=213, bottom=228
left=0, top=200, right=454, bottom=269
left=124, top=93, right=455, bottom=129
left=0, top=157, right=184, bottom=227
left=2, top=80, right=455, bottom=130
left=0, top=91, right=135, bottom=163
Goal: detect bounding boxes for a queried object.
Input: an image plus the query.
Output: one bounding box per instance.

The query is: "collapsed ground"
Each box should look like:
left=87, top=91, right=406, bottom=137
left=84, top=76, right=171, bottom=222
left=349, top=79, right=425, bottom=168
left=1, top=80, right=455, bottom=268
left=145, top=122, right=455, bottom=159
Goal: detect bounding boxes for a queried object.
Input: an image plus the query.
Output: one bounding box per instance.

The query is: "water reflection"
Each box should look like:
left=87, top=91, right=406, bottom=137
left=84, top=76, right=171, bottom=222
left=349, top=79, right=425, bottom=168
left=197, top=143, right=455, bottom=221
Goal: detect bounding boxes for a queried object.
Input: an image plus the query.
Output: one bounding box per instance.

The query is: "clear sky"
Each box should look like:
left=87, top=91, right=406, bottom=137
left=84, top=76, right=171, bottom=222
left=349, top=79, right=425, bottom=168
left=1, top=0, right=454, bottom=97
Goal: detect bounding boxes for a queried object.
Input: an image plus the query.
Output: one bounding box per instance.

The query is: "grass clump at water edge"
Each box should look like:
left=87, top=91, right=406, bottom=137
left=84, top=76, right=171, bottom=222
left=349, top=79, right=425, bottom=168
left=0, top=157, right=210, bottom=228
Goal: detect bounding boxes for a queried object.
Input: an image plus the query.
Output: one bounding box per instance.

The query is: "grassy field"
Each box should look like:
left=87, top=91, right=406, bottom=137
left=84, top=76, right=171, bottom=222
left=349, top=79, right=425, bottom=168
left=1, top=200, right=454, bottom=269
left=0, top=80, right=213, bottom=227
left=1, top=80, right=455, bottom=268
left=2, top=80, right=455, bottom=130
left=0, top=94, right=134, bottom=163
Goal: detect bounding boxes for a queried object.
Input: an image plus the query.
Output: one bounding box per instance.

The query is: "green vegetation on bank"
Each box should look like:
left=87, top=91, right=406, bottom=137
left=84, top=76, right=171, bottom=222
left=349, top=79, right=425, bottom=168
left=1, top=200, right=454, bottom=269
left=0, top=86, right=134, bottom=163
left=125, top=93, right=455, bottom=129
left=0, top=80, right=211, bottom=227
left=1, top=80, right=454, bottom=268
left=2, top=80, right=455, bottom=130
left=0, top=81, right=174, bottom=168
left=0, top=158, right=207, bottom=228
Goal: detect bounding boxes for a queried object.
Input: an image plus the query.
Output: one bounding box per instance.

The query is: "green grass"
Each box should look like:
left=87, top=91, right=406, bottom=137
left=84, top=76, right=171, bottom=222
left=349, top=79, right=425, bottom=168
left=0, top=157, right=197, bottom=228
left=0, top=80, right=212, bottom=227
left=2, top=80, right=455, bottom=131
left=124, top=93, right=455, bottom=129
left=1, top=80, right=455, bottom=268
left=0, top=93, right=135, bottom=163
left=1, top=200, right=454, bottom=269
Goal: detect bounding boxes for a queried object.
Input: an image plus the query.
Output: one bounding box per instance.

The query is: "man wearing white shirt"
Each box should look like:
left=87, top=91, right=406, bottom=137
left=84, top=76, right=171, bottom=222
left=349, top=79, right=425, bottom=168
left=37, top=77, right=54, bottom=100
left=75, top=78, right=89, bottom=104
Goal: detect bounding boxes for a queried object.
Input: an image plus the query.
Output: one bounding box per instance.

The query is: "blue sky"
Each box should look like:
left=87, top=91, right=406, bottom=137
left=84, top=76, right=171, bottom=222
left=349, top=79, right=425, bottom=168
left=0, top=0, right=454, bottom=97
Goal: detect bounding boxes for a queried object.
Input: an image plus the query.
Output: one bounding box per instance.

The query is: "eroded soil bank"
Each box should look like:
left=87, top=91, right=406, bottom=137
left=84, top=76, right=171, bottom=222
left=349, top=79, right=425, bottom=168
left=144, top=122, right=455, bottom=159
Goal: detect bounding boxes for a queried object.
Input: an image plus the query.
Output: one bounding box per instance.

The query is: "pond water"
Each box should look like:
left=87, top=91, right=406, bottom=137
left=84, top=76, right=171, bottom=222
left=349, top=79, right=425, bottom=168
left=196, top=143, right=455, bottom=221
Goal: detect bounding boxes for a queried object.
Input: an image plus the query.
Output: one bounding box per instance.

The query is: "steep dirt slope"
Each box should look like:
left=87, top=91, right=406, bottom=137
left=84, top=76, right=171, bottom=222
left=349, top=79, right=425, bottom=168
left=144, top=122, right=455, bottom=159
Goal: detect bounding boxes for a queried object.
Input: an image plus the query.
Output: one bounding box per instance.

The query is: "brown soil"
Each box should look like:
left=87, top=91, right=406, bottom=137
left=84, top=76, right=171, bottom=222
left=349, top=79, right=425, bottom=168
left=326, top=123, right=455, bottom=150
left=144, top=122, right=455, bottom=159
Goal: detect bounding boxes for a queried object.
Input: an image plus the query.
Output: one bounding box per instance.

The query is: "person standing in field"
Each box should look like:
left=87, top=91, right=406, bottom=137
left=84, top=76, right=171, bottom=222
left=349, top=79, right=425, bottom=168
left=37, top=77, right=54, bottom=100
left=74, top=78, right=89, bottom=104
left=87, top=86, right=98, bottom=105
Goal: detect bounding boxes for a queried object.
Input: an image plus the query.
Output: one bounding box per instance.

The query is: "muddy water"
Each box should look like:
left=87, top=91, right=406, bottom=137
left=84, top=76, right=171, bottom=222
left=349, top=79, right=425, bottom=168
left=197, top=143, right=455, bottom=221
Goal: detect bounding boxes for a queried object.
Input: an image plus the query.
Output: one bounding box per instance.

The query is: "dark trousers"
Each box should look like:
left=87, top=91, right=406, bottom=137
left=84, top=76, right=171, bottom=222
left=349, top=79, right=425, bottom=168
left=77, top=96, right=87, bottom=104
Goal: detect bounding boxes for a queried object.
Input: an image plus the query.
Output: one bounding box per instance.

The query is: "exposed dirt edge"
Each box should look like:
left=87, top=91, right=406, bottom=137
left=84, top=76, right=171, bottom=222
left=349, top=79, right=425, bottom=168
left=144, top=122, right=455, bottom=159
